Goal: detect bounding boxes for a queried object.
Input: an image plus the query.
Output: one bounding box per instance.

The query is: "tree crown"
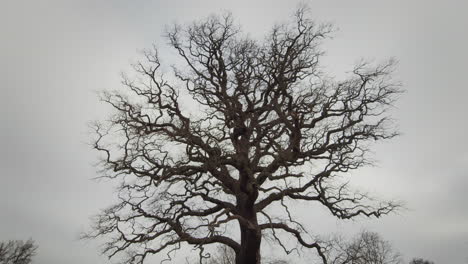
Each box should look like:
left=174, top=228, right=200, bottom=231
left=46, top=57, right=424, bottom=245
left=86, top=7, right=401, bottom=264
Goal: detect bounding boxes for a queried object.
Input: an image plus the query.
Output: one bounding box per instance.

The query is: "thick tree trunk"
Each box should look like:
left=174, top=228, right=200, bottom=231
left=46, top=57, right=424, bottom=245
left=236, top=223, right=262, bottom=264
left=235, top=143, right=261, bottom=264
left=235, top=190, right=261, bottom=264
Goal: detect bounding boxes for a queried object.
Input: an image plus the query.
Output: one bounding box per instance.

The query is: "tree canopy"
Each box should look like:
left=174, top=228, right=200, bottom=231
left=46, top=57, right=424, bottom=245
left=87, top=7, right=401, bottom=264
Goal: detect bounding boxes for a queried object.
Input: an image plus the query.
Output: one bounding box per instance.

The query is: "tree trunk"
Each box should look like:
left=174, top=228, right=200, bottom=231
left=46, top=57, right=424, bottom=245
left=236, top=220, right=262, bottom=264
left=235, top=147, right=261, bottom=264
left=235, top=192, right=261, bottom=264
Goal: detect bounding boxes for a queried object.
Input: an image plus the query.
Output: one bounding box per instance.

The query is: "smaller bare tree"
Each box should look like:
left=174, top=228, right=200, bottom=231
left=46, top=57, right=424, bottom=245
left=0, top=239, right=38, bottom=264
left=204, top=245, right=288, bottom=264
left=409, top=258, right=434, bottom=264
left=328, top=231, right=402, bottom=264
left=205, top=245, right=235, bottom=264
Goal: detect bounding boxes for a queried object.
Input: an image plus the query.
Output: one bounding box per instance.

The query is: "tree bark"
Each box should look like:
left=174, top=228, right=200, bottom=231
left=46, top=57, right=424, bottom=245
left=235, top=182, right=261, bottom=264
left=236, top=223, right=261, bottom=264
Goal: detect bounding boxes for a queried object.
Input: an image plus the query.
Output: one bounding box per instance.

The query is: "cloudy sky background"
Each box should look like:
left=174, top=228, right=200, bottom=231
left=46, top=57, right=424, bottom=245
left=1, top=0, right=467, bottom=263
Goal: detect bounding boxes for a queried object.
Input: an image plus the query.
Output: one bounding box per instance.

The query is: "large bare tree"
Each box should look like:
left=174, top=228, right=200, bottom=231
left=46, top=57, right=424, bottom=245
left=86, top=7, right=401, bottom=264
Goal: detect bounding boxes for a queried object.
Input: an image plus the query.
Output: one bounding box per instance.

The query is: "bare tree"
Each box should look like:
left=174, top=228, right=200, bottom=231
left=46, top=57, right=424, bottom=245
left=0, top=239, right=38, bottom=264
left=205, top=245, right=235, bottom=264
left=409, top=258, right=434, bottom=264
left=203, top=244, right=288, bottom=264
left=328, top=231, right=402, bottom=264
left=86, top=7, right=401, bottom=264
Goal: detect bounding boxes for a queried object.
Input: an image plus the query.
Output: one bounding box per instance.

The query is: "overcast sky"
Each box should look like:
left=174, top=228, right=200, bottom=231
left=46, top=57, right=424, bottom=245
left=1, top=0, right=468, bottom=263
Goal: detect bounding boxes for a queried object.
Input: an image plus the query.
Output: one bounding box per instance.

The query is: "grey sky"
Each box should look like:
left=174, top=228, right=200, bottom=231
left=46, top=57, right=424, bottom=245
left=1, top=0, right=467, bottom=263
